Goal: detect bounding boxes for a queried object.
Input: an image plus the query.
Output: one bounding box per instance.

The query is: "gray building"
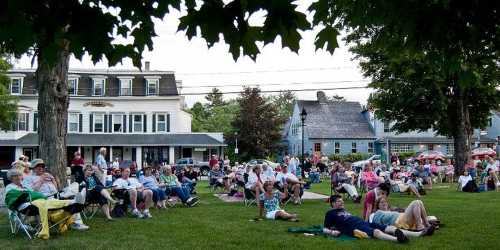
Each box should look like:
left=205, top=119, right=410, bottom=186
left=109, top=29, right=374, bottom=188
left=285, top=92, right=376, bottom=157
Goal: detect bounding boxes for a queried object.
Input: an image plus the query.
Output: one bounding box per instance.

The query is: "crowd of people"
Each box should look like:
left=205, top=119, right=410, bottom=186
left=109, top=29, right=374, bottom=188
left=4, top=149, right=499, bottom=243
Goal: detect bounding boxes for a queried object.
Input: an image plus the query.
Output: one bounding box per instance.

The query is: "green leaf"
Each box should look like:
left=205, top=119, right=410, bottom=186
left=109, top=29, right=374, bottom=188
left=314, top=26, right=339, bottom=54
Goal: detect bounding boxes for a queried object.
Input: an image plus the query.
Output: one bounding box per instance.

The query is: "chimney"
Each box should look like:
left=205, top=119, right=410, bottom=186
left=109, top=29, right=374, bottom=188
left=145, top=61, right=150, bottom=71
left=317, top=91, right=327, bottom=103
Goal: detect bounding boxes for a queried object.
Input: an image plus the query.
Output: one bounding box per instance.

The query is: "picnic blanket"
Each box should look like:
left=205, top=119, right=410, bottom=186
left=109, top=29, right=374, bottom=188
left=288, top=225, right=356, bottom=241
left=213, top=193, right=244, bottom=203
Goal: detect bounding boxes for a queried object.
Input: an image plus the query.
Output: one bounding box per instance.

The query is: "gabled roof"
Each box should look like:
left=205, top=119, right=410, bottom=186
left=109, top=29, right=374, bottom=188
left=297, top=100, right=375, bottom=139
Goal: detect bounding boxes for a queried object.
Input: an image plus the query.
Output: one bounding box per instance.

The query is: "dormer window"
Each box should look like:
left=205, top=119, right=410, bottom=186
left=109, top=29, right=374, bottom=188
left=146, top=78, right=159, bottom=96
left=119, top=77, right=133, bottom=96
left=10, top=77, right=23, bottom=95
left=68, top=78, right=78, bottom=95
left=92, top=77, right=106, bottom=96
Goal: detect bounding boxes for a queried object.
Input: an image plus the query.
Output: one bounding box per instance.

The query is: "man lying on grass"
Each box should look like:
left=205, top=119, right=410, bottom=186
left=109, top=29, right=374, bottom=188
left=323, top=195, right=429, bottom=243
left=259, top=181, right=298, bottom=221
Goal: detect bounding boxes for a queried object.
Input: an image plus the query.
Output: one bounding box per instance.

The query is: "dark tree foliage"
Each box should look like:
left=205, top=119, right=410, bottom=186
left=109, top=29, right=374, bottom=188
left=0, top=0, right=310, bottom=185
left=309, top=0, right=500, bottom=173
left=205, top=88, right=225, bottom=107
left=231, top=87, right=284, bottom=161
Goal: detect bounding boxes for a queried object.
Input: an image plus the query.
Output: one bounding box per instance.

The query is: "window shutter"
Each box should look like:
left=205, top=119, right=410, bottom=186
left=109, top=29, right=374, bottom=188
left=123, top=115, right=127, bottom=133
left=152, top=114, right=156, bottom=132
left=143, top=114, right=147, bottom=132
left=167, top=114, right=170, bottom=132
left=129, top=115, right=133, bottom=132
left=79, top=114, right=83, bottom=132
left=104, top=114, right=108, bottom=132
left=33, top=113, right=38, bottom=132
left=26, top=113, right=29, bottom=131
left=89, top=114, right=93, bottom=132
left=108, top=115, right=112, bottom=133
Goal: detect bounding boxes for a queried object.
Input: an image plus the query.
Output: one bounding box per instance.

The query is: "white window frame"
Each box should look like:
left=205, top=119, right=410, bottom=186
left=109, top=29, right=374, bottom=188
left=132, top=114, right=143, bottom=132
left=146, top=78, right=159, bottom=96
left=119, top=77, right=133, bottom=96
left=368, top=142, right=374, bottom=153
left=68, top=76, right=79, bottom=96
left=351, top=142, right=357, bottom=153
left=334, top=142, right=340, bottom=154
left=68, top=113, right=80, bottom=133
left=17, top=113, right=28, bottom=131
left=93, top=113, right=105, bottom=133
left=10, top=77, right=23, bottom=95
left=92, top=78, right=106, bottom=96
left=112, top=114, right=124, bottom=133
left=383, top=121, right=391, bottom=133
left=156, top=113, right=168, bottom=132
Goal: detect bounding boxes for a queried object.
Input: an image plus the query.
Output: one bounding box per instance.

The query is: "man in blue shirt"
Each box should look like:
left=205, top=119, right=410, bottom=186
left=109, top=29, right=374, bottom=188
left=323, top=195, right=409, bottom=243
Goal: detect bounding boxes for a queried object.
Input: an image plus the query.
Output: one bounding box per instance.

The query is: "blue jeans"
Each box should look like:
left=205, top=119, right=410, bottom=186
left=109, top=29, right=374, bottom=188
left=151, top=188, right=166, bottom=202
left=165, top=186, right=190, bottom=203
left=309, top=172, right=320, bottom=183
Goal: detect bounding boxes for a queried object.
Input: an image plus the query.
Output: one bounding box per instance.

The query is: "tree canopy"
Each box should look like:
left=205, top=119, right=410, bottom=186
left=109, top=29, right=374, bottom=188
left=313, top=0, right=500, bottom=172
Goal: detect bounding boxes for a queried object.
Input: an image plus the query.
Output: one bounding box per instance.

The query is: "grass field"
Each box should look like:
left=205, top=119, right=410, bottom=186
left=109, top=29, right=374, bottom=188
left=1, top=180, right=500, bottom=250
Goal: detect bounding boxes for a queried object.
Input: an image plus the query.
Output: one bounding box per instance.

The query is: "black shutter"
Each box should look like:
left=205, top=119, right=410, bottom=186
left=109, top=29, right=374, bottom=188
left=167, top=114, right=170, bottom=132
left=104, top=114, right=108, bottom=132
left=143, top=114, right=147, bottom=132
left=79, top=114, right=83, bottom=132
left=129, top=115, right=133, bottom=132
left=33, top=113, right=38, bottom=131
left=123, top=115, right=127, bottom=133
left=89, top=114, right=93, bottom=132
left=152, top=114, right=156, bottom=132
left=108, top=115, right=112, bottom=133
left=26, top=113, right=29, bottom=131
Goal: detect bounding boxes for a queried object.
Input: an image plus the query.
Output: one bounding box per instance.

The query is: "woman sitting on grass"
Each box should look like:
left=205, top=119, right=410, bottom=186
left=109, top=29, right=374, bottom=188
left=370, top=196, right=435, bottom=235
left=259, top=181, right=298, bottom=221
left=82, top=165, right=116, bottom=220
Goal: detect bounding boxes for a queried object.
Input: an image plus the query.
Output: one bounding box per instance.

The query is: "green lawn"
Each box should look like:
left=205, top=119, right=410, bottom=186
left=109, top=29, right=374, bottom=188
left=1, top=180, right=500, bottom=250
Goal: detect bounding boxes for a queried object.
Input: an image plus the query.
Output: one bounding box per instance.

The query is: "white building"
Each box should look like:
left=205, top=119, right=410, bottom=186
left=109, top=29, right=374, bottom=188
left=0, top=67, right=225, bottom=169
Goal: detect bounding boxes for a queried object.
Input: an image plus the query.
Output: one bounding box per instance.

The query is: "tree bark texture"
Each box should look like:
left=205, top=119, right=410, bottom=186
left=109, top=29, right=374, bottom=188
left=36, top=44, right=70, bottom=188
left=453, top=87, right=471, bottom=175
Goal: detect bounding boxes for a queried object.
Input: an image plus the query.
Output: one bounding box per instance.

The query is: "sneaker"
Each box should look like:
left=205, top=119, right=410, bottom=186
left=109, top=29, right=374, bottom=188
left=395, top=229, right=409, bottom=243
left=132, top=209, right=143, bottom=219
left=71, top=223, right=89, bottom=231
left=187, top=197, right=200, bottom=207
left=143, top=210, right=153, bottom=219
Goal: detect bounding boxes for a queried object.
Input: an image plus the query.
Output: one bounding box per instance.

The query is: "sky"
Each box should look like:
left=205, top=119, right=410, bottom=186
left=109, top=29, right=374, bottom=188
left=12, top=0, right=372, bottom=108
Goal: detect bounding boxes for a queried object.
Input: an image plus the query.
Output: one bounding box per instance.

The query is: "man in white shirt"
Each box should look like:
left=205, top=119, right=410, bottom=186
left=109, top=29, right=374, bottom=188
left=261, top=164, right=276, bottom=183
left=245, top=165, right=264, bottom=202
left=457, top=170, right=476, bottom=192
left=275, top=167, right=305, bottom=204
left=113, top=167, right=153, bottom=218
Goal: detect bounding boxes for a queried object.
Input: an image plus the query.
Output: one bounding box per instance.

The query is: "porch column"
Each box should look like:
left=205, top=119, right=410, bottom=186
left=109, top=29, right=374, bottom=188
left=15, top=147, right=23, bottom=160
left=169, top=146, right=175, bottom=164
left=109, top=146, right=113, bottom=162
left=136, top=147, right=142, bottom=170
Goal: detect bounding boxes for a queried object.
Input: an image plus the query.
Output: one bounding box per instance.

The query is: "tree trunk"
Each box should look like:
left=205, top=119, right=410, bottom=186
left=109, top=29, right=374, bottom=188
left=453, top=87, right=471, bottom=175
left=36, top=43, right=70, bottom=189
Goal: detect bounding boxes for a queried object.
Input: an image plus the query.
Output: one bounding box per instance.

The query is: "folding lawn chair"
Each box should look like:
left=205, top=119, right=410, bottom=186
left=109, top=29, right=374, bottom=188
left=8, top=193, right=83, bottom=240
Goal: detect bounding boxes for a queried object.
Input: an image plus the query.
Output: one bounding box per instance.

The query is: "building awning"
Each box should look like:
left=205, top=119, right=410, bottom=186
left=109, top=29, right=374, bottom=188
left=375, top=136, right=496, bottom=144
left=0, top=133, right=226, bottom=147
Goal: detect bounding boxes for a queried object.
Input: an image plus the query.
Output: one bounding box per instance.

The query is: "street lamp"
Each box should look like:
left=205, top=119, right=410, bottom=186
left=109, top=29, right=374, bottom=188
left=300, top=108, right=307, bottom=168
left=234, top=132, right=239, bottom=155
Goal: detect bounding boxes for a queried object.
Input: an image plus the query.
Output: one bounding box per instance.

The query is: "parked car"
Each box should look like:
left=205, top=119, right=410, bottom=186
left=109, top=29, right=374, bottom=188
left=416, top=150, right=446, bottom=162
left=471, top=147, right=497, bottom=160
left=173, top=158, right=211, bottom=176
left=247, top=159, right=280, bottom=169
left=351, top=155, right=382, bottom=169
